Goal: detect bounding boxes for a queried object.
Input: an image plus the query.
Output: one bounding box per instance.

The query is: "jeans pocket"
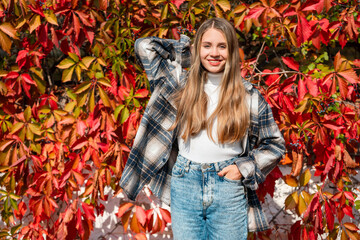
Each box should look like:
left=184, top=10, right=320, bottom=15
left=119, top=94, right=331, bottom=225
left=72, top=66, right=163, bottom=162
left=172, top=164, right=185, bottom=178
left=223, top=176, right=242, bottom=183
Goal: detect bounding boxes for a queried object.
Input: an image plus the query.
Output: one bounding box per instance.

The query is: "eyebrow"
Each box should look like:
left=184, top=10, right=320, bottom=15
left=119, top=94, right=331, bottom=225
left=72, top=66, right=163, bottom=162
left=201, top=41, right=227, bottom=45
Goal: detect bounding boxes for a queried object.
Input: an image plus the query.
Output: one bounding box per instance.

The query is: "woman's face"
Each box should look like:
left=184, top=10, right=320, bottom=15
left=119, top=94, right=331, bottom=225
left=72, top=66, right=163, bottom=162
left=200, top=28, right=228, bottom=73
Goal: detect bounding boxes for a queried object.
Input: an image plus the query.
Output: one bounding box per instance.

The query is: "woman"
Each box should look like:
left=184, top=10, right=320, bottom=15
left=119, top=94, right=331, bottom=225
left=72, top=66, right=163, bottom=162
left=120, top=18, right=285, bottom=239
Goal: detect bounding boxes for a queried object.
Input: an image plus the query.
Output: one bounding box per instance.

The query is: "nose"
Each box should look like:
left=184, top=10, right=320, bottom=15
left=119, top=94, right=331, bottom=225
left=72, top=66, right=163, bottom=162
left=210, top=47, right=219, bottom=57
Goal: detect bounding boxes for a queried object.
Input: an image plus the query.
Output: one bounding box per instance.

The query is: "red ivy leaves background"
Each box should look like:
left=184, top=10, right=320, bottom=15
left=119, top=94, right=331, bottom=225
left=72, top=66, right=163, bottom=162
left=0, top=0, right=360, bottom=239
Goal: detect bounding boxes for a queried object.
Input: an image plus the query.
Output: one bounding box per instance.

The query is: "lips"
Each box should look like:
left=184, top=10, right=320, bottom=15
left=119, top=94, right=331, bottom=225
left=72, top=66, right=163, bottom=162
left=208, top=59, right=222, bottom=66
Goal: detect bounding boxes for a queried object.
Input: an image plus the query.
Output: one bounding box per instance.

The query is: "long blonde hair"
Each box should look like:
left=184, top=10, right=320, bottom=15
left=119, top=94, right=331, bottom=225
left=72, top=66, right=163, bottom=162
left=170, top=18, right=249, bottom=144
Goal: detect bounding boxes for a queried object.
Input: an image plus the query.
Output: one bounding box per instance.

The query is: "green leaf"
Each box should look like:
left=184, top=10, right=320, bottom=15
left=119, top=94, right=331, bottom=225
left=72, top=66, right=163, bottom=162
left=120, top=107, right=130, bottom=124
left=57, top=58, right=76, bottom=69
left=62, top=66, right=75, bottom=82
left=98, top=86, right=111, bottom=107
left=114, top=105, right=125, bottom=120
left=299, top=168, right=311, bottom=186
left=44, top=9, right=58, bottom=25
left=10, top=198, right=18, bottom=211
left=10, top=224, right=21, bottom=235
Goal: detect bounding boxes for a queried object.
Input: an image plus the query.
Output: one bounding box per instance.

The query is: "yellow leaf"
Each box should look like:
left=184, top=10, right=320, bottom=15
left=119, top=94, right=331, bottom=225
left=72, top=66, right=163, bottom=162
left=285, top=191, right=298, bottom=210
left=64, top=101, right=76, bottom=113
left=97, top=78, right=112, bottom=88
left=81, top=56, right=96, bottom=68
left=44, top=9, right=58, bottom=26
left=216, top=0, right=231, bottom=12
left=77, top=91, right=88, bottom=107
left=98, top=86, right=111, bottom=108
left=23, top=107, right=31, bottom=122
left=62, top=66, right=75, bottom=82
left=0, top=30, right=12, bottom=53
left=160, top=3, right=169, bottom=21
left=57, top=58, right=76, bottom=69
left=26, top=126, right=34, bottom=140
left=297, top=194, right=307, bottom=215
left=233, top=4, right=247, bottom=13
left=68, top=52, right=79, bottom=62
left=74, top=81, right=92, bottom=94
left=28, top=123, right=41, bottom=135
left=214, top=5, right=224, bottom=18
left=29, top=14, right=41, bottom=33
left=10, top=122, right=24, bottom=134
left=301, top=191, right=311, bottom=204
left=75, top=65, right=82, bottom=81
left=0, top=22, right=19, bottom=39
left=89, top=88, right=95, bottom=112
left=299, top=168, right=311, bottom=186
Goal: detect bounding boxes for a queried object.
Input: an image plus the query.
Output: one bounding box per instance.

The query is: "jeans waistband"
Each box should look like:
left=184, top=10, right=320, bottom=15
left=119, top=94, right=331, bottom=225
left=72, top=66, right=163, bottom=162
left=176, top=154, right=237, bottom=172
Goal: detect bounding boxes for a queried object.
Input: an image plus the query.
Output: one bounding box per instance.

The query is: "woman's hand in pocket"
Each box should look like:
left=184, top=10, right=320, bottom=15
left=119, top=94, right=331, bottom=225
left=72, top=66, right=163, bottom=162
left=218, top=165, right=242, bottom=181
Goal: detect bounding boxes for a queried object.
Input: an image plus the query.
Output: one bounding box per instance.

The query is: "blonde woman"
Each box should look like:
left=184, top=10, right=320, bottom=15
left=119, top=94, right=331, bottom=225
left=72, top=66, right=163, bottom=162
left=120, top=18, right=285, bottom=239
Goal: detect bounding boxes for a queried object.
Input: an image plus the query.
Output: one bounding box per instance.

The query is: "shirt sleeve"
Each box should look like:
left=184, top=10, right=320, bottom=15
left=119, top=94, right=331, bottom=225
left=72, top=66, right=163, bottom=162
left=235, top=92, right=286, bottom=190
left=134, top=35, right=191, bottom=92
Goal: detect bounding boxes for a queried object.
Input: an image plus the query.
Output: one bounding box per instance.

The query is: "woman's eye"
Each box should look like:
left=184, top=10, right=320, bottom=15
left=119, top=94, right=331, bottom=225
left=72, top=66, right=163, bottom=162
left=219, top=45, right=226, bottom=49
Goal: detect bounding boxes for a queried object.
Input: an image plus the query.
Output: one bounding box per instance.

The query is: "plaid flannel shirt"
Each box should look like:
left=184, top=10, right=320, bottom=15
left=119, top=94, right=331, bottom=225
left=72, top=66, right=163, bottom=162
left=119, top=35, right=286, bottom=232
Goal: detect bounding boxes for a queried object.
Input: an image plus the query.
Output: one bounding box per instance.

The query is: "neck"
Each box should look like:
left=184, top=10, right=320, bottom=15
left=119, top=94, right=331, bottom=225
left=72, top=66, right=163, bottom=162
left=207, top=72, right=223, bottom=86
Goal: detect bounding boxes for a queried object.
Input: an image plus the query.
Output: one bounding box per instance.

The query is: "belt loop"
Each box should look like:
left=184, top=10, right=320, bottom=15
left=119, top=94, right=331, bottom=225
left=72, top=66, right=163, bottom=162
left=185, top=158, right=190, bottom=171
left=214, top=162, right=220, bottom=172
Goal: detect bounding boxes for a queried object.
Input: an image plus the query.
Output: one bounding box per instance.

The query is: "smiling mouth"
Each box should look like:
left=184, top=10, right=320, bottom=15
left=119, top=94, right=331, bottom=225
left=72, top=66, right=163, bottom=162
left=208, top=59, right=222, bottom=66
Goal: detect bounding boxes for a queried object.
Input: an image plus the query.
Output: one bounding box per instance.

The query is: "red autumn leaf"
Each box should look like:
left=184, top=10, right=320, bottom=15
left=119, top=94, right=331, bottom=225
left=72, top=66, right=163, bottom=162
left=297, top=78, right=307, bottom=102
left=71, top=137, right=88, bottom=150
left=324, top=201, right=334, bottom=231
left=296, top=14, right=312, bottom=47
left=344, top=191, right=355, bottom=202
left=343, top=205, right=354, bottom=219
left=171, top=0, right=185, bottom=9
left=134, top=88, right=149, bottom=98
left=159, top=208, right=171, bottom=223
left=282, top=57, right=300, bottom=71
left=245, top=7, right=265, bottom=20
left=82, top=202, right=96, bottom=221
left=135, top=206, right=147, bottom=226
left=73, top=13, right=81, bottom=42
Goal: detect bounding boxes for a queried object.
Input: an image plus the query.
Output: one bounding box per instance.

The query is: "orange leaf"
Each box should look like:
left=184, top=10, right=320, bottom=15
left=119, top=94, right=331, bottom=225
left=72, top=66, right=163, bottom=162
left=116, top=202, right=133, bottom=218
left=130, top=212, right=140, bottom=233
left=283, top=174, right=298, bottom=187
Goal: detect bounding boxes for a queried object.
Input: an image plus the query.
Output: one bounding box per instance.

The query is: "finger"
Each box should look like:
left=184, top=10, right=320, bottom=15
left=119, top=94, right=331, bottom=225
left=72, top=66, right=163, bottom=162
left=217, top=167, right=229, bottom=177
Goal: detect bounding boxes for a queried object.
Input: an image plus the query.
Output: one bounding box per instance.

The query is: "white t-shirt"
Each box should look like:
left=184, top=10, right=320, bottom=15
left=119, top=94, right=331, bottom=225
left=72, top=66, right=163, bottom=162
left=178, top=72, right=245, bottom=163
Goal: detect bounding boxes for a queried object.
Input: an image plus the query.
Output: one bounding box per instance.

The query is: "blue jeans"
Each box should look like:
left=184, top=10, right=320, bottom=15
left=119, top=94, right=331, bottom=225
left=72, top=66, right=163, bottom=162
left=170, top=155, right=248, bottom=240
